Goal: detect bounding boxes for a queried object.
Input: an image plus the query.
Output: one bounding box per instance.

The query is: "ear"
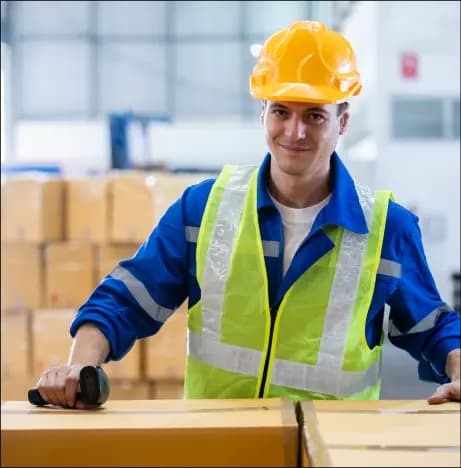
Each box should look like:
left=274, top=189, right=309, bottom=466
left=339, top=111, right=350, bottom=135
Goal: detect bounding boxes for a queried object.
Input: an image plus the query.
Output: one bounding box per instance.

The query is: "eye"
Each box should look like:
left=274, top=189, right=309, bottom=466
left=272, top=108, right=288, bottom=117
left=307, top=113, right=326, bottom=123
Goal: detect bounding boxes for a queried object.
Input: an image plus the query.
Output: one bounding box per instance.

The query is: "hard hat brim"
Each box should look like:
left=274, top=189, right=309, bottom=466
left=250, top=82, right=360, bottom=104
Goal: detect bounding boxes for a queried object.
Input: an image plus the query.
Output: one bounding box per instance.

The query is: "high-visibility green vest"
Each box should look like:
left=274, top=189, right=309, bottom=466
left=185, top=164, right=393, bottom=401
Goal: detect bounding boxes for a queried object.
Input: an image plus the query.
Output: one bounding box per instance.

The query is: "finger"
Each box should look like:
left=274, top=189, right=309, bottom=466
left=35, top=373, right=50, bottom=406
left=38, top=371, right=60, bottom=406
left=54, top=369, right=70, bottom=408
left=427, top=384, right=449, bottom=404
left=47, top=370, right=67, bottom=407
left=64, top=368, right=80, bottom=408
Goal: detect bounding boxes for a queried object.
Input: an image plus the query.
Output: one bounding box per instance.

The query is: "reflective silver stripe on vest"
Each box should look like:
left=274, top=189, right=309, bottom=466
left=378, top=259, right=401, bottom=278
left=187, top=225, right=279, bottom=260
left=280, top=183, right=377, bottom=393
left=110, top=265, right=174, bottom=322
left=271, top=356, right=381, bottom=396
left=185, top=226, right=199, bottom=243
left=388, top=304, right=450, bottom=337
left=189, top=330, right=262, bottom=376
left=200, top=165, right=257, bottom=337
left=262, top=240, right=280, bottom=258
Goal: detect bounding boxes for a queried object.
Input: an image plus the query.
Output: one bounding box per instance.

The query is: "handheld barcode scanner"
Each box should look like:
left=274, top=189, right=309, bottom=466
left=28, top=365, right=110, bottom=407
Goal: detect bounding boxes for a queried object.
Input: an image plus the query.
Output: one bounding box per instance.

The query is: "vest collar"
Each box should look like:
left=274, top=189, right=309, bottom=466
left=257, top=151, right=369, bottom=235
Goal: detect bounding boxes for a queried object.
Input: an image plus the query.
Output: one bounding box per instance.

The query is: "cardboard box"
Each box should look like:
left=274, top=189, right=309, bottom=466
left=31, top=309, right=75, bottom=375
left=144, top=305, right=187, bottom=379
left=65, top=177, right=109, bottom=243
left=1, top=243, right=43, bottom=309
left=109, top=172, right=156, bottom=243
left=1, top=309, right=31, bottom=379
left=1, top=177, right=64, bottom=243
left=45, top=243, right=95, bottom=308
left=1, top=375, right=37, bottom=403
left=96, top=244, right=138, bottom=282
left=108, top=380, right=151, bottom=400
left=102, top=340, right=143, bottom=380
left=326, top=447, right=460, bottom=467
left=299, top=400, right=461, bottom=467
left=1, top=398, right=299, bottom=467
left=153, top=173, right=208, bottom=225
left=150, top=379, right=184, bottom=399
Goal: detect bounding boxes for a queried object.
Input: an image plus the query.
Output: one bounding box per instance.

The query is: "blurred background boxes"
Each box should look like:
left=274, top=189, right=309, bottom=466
left=1, top=177, right=64, bottom=243
left=1, top=244, right=43, bottom=309
left=44, top=243, right=95, bottom=308
left=65, top=177, right=109, bottom=244
left=96, top=244, right=138, bottom=282
left=103, top=341, right=144, bottom=381
left=1, top=309, right=31, bottom=379
left=109, top=172, right=156, bottom=243
left=145, top=303, right=187, bottom=380
left=30, top=308, right=75, bottom=375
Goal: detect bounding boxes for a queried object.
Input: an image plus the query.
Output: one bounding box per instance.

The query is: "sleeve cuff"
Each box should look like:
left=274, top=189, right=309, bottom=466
left=424, top=338, right=460, bottom=383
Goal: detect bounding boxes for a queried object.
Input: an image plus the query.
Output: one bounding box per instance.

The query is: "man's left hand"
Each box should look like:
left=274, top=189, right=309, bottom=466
left=427, top=379, right=460, bottom=404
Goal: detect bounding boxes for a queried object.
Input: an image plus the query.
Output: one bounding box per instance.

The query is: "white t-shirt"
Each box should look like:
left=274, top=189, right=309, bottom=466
left=269, top=193, right=331, bottom=276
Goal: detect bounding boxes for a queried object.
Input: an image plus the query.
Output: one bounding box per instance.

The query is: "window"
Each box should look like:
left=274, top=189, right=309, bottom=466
left=392, top=96, right=460, bottom=140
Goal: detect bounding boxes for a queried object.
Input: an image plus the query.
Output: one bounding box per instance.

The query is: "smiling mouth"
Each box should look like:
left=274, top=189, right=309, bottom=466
left=278, top=143, right=310, bottom=152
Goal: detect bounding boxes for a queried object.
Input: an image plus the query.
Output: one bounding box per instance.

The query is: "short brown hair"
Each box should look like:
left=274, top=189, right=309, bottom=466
left=337, top=102, right=349, bottom=115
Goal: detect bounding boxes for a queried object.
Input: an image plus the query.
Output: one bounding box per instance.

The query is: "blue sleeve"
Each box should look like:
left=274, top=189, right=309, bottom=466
left=69, top=195, right=190, bottom=362
left=385, top=203, right=461, bottom=383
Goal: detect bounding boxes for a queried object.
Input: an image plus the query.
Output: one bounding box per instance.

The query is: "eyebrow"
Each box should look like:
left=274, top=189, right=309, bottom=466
left=271, top=102, right=329, bottom=114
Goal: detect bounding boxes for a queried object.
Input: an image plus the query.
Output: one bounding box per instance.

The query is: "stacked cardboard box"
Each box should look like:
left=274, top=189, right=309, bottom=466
left=1, top=170, right=209, bottom=401
left=298, top=399, right=461, bottom=467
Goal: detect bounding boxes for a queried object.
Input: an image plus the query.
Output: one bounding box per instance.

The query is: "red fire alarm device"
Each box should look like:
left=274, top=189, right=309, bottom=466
left=401, top=53, right=418, bottom=79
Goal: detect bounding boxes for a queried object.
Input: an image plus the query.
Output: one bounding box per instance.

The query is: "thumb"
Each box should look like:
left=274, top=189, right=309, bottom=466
left=427, top=384, right=449, bottom=404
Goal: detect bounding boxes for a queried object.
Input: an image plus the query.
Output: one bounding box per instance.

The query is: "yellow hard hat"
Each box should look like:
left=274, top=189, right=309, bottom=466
left=250, top=20, right=362, bottom=104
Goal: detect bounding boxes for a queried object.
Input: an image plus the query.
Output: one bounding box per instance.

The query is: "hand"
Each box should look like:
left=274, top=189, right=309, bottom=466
left=35, top=364, right=98, bottom=409
left=427, top=378, right=460, bottom=404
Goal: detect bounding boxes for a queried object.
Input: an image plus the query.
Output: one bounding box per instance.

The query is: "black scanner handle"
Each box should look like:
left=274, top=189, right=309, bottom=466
left=28, top=365, right=110, bottom=407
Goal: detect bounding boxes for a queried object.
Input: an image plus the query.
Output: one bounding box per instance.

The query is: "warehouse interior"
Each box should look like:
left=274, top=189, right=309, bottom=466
left=1, top=1, right=460, bottom=467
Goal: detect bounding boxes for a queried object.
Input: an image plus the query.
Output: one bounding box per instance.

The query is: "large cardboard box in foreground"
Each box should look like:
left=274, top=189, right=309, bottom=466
left=299, top=400, right=461, bottom=467
left=1, top=398, right=298, bottom=467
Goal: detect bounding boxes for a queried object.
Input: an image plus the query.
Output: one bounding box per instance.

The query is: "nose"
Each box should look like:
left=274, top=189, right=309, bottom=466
left=285, top=115, right=307, bottom=140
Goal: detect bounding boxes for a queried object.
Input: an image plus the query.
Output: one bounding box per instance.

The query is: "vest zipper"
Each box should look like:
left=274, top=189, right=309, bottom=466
left=258, top=306, right=277, bottom=398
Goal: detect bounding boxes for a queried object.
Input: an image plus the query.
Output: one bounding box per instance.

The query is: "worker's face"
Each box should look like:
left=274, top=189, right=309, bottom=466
left=261, top=100, right=349, bottom=177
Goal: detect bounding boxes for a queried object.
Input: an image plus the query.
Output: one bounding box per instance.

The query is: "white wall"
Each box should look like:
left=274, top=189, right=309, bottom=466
left=147, top=119, right=267, bottom=169
left=14, top=119, right=111, bottom=175
left=13, top=117, right=268, bottom=174
left=341, top=1, right=460, bottom=303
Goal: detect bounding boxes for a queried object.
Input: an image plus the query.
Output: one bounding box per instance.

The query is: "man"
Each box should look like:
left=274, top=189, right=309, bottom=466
left=35, top=21, right=460, bottom=408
